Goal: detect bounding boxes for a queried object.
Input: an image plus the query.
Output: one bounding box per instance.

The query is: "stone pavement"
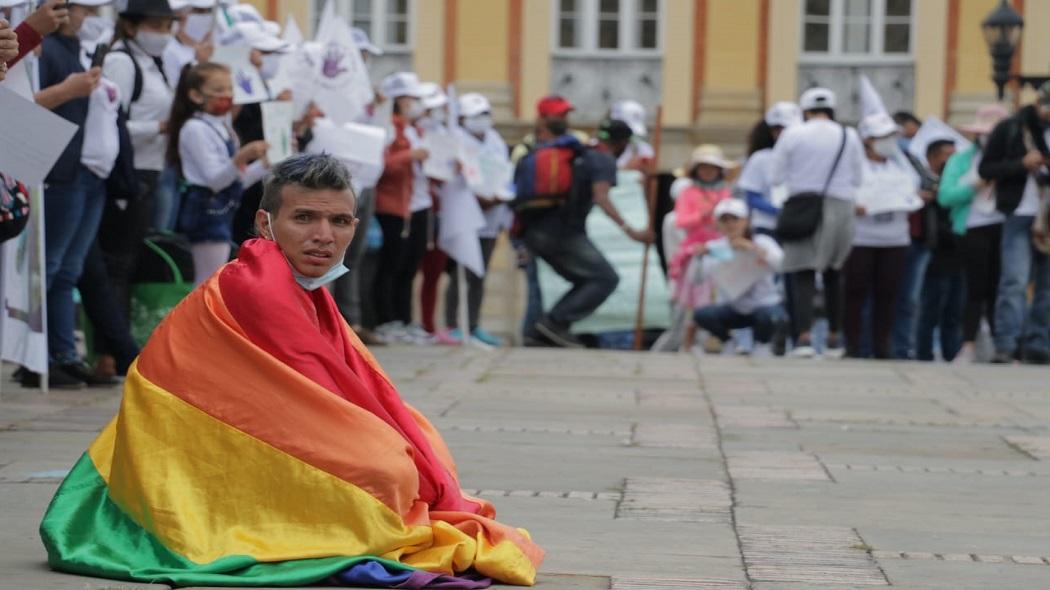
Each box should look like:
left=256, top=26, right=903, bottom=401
left=3, top=348, right=1050, bottom=589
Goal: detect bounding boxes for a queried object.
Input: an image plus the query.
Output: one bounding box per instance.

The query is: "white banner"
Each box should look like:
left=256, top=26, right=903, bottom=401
left=1, top=185, right=50, bottom=379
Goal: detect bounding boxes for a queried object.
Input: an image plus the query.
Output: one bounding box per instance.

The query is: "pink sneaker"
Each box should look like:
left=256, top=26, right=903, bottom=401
left=433, top=328, right=462, bottom=346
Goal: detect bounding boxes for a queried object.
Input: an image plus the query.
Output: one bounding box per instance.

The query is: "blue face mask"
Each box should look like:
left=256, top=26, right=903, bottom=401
left=291, top=264, right=350, bottom=291
left=266, top=213, right=350, bottom=291
left=897, top=136, right=912, bottom=153
left=707, top=242, right=735, bottom=261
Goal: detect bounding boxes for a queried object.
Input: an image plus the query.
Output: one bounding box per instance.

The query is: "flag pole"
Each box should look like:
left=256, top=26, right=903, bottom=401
left=632, top=105, right=663, bottom=351
left=457, top=263, right=470, bottom=347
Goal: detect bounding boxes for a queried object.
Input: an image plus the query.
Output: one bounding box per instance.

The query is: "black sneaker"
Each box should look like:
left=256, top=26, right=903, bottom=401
left=61, top=362, right=118, bottom=387
left=990, top=350, right=1015, bottom=364
left=1023, top=348, right=1050, bottom=365
left=771, top=323, right=788, bottom=357
left=535, top=318, right=585, bottom=349
left=20, top=365, right=85, bottom=390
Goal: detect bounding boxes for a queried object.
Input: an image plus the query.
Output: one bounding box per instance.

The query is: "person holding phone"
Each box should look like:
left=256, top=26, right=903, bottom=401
left=24, top=0, right=113, bottom=389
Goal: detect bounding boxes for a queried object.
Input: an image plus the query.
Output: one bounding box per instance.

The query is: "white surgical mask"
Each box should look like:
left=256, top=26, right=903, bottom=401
left=135, top=31, right=172, bottom=58
left=403, top=99, right=424, bottom=121
left=259, top=52, right=282, bottom=80
left=872, top=136, right=898, bottom=158
left=78, top=16, right=113, bottom=44
left=265, top=212, right=350, bottom=291
left=463, top=114, right=492, bottom=136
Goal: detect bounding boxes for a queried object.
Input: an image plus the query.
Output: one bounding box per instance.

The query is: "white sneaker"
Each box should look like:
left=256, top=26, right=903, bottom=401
left=790, top=345, right=816, bottom=359
left=953, top=344, right=976, bottom=365
left=822, top=346, right=846, bottom=360
left=751, top=343, right=773, bottom=358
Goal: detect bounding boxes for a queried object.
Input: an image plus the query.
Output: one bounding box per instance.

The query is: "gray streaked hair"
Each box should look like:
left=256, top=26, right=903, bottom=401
left=259, top=153, right=355, bottom=215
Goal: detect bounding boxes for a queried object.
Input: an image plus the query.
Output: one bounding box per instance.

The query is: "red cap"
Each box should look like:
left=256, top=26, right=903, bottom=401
left=537, top=95, right=574, bottom=117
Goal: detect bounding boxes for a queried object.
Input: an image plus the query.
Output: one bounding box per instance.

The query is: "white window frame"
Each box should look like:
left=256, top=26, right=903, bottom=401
left=551, top=0, right=664, bottom=58
left=310, top=0, right=415, bottom=52
left=799, top=0, right=915, bottom=65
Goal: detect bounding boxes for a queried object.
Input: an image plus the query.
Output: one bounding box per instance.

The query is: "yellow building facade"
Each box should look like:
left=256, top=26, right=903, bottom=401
left=247, top=0, right=1047, bottom=167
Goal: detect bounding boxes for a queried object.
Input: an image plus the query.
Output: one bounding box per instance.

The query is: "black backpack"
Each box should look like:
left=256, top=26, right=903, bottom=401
left=106, top=45, right=169, bottom=201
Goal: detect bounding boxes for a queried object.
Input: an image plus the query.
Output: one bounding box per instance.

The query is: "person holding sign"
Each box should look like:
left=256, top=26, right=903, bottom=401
left=372, top=72, right=429, bottom=339
left=692, top=199, right=788, bottom=355
left=161, top=0, right=215, bottom=88
left=167, top=62, right=268, bottom=285
left=442, top=92, right=512, bottom=347
left=842, top=113, right=916, bottom=359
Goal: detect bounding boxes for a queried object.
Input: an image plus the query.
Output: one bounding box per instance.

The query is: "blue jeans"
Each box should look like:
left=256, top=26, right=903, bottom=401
left=694, top=303, right=788, bottom=343
left=153, top=165, right=179, bottom=231
left=522, top=218, right=619, bottom=330
left=917, top=271, right=966, bottom=361
left=994, top=215, right=1050, bottom=356
left=44, top=166, right=106, bottom=364
left=891, top=242, right=931, bottom=359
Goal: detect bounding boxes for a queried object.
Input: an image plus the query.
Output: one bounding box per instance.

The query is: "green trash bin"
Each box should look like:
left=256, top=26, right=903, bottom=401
left=130, top=238, right=194, bottom=346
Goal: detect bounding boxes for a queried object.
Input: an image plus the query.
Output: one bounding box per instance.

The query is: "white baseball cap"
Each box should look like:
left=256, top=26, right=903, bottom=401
left=228, top=22, right=290, bottom=53
left=381, top=71, right=425, bottom=99
left=169, top=0, right=215, bottom=10
left=351, top=27, right=383, bottom=56
left=611, top=100, right=647, bottom=137
left=858, top=112, right=900, bottom=140
left=799, top=87, right=837, bottom=111
left=713, top=198, right=749, bottom=220
left=419, top=82, right=448, bottom=109
left=765, top=101, right=802, bottom=128
left=459, top=93, right=491, bottom=118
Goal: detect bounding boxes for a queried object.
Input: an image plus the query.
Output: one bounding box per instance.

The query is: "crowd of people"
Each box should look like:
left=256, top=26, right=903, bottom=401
left=4, top=0, right=1050, bottom=393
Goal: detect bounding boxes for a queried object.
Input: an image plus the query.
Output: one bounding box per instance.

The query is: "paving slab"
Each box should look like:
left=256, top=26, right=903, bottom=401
left=6, top=349, right=1050, bottom=589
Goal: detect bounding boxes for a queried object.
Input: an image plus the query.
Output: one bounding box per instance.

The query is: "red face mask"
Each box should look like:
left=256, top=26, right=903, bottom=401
left=203, top=95, right=233, bottom=117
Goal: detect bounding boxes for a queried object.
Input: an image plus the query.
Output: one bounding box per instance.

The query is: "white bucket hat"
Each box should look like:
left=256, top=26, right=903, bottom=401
left=689, top=144, right=737, bottom=170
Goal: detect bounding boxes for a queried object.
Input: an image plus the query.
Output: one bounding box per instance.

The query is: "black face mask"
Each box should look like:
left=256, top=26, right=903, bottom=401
left=546, top=119, right=569, bottom=136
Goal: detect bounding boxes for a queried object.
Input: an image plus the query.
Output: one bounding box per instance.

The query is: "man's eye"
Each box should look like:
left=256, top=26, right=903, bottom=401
left=295, top=214, right=312, bottom=222
left=333, top=217, right=353, bottom=226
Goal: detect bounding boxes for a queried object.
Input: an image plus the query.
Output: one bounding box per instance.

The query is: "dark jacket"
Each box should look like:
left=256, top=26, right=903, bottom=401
left=979, top=105, right=1050, bottom=216
left=38, top=34, right=89, bottom=185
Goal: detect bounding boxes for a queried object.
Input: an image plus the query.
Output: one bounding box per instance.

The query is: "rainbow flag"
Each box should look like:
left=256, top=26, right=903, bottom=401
left=40, top=240, right=543, bottom=588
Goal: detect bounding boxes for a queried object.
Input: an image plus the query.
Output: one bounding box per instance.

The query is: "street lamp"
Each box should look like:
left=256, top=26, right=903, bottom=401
left=982, top=0, right=1048, bottom=100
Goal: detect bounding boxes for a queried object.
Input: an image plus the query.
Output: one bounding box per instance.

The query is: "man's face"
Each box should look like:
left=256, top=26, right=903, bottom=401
left=257, top=185, right=359, bottom=278
left=928, top=145, right=956, bottom=175
left=901, top=120, right=921, bottom=139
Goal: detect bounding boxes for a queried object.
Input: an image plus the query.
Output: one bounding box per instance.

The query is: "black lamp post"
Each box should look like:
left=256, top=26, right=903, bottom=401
left=982, top=0, right=1049, bottom=100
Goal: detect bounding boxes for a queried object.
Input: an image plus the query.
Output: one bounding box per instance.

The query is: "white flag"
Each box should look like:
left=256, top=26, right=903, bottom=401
left=311, top=0, right=374, bottom=125
left=858, top=74, right=888, bottom=118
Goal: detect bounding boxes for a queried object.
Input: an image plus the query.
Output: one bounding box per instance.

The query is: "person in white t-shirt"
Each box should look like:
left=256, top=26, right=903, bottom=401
left=736, top=101, right=802, bottom=236
left=770, top=87, right=865, bottom=359
left=161, top=0, right=214, bottom=88
left=609, top=100, right=656, bottom=171
left=439, top=92, right=511, bottom=348
left=980, top=82, right=1050, bottom=364
left=692, top=198, right=788, bottom=355
left=843, top=113, right=920, bottom=359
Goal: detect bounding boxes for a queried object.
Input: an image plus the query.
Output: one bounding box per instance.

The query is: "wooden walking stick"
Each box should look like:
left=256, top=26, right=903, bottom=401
left=633, top=105, right=663, bottom=351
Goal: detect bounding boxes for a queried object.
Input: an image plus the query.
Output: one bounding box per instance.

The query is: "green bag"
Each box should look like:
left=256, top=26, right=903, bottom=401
left=130, top=239, right=193, bottom=346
